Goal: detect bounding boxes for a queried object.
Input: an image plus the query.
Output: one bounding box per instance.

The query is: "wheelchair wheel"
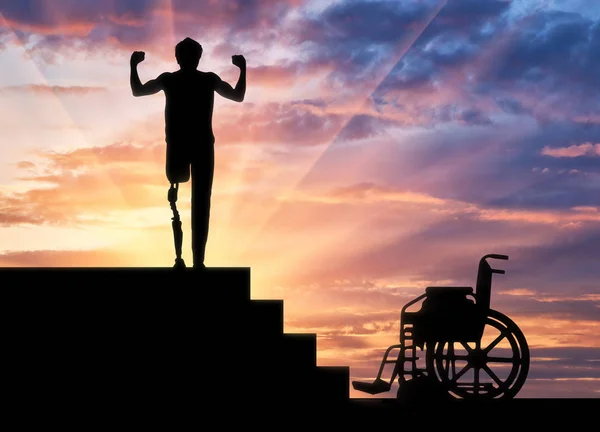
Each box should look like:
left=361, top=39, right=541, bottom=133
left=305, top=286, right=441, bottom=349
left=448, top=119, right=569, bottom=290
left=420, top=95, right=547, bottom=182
left=426, top=309, right=529, bottom=399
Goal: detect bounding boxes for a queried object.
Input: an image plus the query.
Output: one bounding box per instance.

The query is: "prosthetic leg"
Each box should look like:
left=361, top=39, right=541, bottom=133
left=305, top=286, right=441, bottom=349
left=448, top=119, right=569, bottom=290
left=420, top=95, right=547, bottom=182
left=168, top=183, right=186, bottom=269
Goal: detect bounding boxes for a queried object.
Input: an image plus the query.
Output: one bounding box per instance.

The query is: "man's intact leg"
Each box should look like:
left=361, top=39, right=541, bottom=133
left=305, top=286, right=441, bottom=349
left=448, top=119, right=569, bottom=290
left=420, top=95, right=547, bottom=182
left=191, top=156, right=214, bottom=269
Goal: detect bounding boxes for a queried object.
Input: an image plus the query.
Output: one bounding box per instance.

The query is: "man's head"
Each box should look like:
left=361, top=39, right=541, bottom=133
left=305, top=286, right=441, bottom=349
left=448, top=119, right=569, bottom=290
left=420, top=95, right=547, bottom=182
left=175, top=37, right=202, bottom=70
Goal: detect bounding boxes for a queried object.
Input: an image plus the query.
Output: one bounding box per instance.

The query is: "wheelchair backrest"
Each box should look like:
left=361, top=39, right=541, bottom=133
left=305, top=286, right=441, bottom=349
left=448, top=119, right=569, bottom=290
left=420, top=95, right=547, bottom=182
left=476, top=259, right=493, bottom=313
left=475, top=254, right=508, bottom=313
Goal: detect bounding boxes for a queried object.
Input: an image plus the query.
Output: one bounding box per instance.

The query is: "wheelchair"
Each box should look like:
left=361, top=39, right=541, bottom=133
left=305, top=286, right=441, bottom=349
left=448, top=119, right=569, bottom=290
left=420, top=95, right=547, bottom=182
left=352, top=254, right=529, bottom=401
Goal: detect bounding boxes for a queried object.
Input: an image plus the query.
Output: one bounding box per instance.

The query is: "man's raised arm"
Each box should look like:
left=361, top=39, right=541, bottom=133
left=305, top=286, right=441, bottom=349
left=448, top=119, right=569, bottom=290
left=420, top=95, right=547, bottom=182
left=214, top=54, right=246, bottom=102
left=130, top=51, right=164, bottom=97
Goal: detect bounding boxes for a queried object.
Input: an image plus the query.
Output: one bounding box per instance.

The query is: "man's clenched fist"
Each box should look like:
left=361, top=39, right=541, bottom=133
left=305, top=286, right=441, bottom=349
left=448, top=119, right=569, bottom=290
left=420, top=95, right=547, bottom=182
left=131, top=51, right=146, bottom=66
left=232, top=54, right=246, bottom=69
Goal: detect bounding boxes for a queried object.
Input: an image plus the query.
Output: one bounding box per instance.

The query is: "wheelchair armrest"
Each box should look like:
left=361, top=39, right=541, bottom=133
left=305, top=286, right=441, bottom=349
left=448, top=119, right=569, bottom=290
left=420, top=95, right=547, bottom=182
left=401, top=293, right=427, bottom=315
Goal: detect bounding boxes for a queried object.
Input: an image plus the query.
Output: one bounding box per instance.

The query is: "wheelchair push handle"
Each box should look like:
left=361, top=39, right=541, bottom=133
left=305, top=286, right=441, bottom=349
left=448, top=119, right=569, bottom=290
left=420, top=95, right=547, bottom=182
left=484, top=254, right=509, bottom=261
left=481, top=254, right=509, bottom=274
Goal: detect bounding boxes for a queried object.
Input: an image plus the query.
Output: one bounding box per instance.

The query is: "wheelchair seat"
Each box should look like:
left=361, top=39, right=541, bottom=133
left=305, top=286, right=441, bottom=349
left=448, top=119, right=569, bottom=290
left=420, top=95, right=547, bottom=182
left=421, top=287, right=475, bottom=314
left=425, top=286, right=473, bottom=296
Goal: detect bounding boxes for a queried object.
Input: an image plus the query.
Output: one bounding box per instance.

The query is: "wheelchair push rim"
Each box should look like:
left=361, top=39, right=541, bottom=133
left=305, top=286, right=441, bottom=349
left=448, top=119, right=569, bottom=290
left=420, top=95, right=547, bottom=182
left=426, top=309, right=530, bottom=400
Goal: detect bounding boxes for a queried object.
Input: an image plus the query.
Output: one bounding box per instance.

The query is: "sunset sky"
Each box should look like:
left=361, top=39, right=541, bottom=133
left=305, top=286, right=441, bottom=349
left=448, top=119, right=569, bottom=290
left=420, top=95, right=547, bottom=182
left=0, top=0, right=598, bottom=398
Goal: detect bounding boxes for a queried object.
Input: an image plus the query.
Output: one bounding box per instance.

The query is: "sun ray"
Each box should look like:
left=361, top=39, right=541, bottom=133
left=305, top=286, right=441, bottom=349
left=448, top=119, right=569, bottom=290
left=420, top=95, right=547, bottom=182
left=0, top=10, right=169, bottom=266
left=156, top=0, right=177, bottom=56
left=233, top=3, right=558, bottom=279
left=293, top=0, right=449, bottom=184
left=231, top=0, right=448, bottom=263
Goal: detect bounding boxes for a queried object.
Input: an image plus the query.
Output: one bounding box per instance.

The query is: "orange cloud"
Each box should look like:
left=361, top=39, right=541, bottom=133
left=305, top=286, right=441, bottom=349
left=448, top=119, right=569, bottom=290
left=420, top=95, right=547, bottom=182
left=2, top=85, right=107, bottom=96
left=0, top=141, right=166, bottom=227
left=273, top=182, right=600, bottom=230
left=541, top=142, right=600, bottom=158
left=1, top=18, right=94, bottom=36
left=16, top=161, right=36, bottom=170
left=0, top=136, right=285, bottom=236
left=249, top=64, right=301, bottom=88
left=0, top=248, right=135, bottom=267
left=512, top=316, right=600, bottom=348
left=30, top=140, right=163, bottom=170
left=283, top=182, right=447, bottom=205
left=476, top=207, right=600, bottom=226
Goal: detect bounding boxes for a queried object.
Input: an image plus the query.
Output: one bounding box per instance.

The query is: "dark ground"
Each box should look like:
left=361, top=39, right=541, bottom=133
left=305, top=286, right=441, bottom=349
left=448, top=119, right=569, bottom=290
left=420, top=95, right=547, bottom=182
left=2, top=267, right=597, bottom=428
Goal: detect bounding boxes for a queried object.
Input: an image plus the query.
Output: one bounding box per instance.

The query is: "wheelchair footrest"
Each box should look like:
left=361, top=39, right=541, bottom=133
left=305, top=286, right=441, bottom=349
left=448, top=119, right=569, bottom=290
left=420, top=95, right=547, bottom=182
left=352, top=378, right=391, bottom=395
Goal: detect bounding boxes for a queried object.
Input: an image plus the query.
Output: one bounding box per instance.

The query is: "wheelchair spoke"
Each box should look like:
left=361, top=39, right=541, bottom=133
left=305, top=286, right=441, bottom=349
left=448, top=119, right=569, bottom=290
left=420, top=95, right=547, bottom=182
left=453, top=364, right=471, bottom=382
left=483, top=365, right=503, bottom=386
left=483, top=331, right=508, bottom=354
left=460, top=342, right=474, bottom=353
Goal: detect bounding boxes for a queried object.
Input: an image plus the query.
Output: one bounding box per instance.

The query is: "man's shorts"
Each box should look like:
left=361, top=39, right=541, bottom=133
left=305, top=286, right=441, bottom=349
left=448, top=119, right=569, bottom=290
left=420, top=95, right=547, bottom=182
left=165, top=140, right=191, bottom=184
left=165, top=134, right=215, bottom=184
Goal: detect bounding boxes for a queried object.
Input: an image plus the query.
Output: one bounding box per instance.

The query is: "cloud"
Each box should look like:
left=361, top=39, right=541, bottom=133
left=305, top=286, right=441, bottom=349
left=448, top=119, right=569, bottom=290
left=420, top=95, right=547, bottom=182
left=7, top=0, right=597, bottom=137
left=471, top=8, right=600, bottom=123
left=542, top=142, right=600, bottom=158
left=331, top=120, right=600, bottom=213
left=3, top=0, right=598, bottom=136
left=0, top=0, right=153, bottom=36
left=477, top=206, right=600, bottom=225
left=213, top=101, right=345, bottom=146
left=354, top=3, right=600, bottom=130
left=1, top=84, right=107, bottom=95
left=0, top=248, right=133, bottom=267
left=288, top=0, right=445, bottom=96
left=280, top=182, right=447, bottom=205
left=15, top=161, right=36, bottom=169
left=0, top=0, right=310, bottom=58
left=247, top=61, right=333, bottom=89
left=274, top=189, right=600, bottom=295
left=0, top=140, right=166, bottom=228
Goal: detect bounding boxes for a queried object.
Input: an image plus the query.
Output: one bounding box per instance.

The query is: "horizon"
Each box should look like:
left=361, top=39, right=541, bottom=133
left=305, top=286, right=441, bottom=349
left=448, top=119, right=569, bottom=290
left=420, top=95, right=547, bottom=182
left=0, top=0, right=598, bottom=398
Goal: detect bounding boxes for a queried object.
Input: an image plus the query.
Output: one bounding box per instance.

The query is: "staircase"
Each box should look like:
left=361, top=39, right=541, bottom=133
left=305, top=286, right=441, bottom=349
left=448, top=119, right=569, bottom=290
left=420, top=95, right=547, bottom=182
left=2, top=267, right=349, bottom=424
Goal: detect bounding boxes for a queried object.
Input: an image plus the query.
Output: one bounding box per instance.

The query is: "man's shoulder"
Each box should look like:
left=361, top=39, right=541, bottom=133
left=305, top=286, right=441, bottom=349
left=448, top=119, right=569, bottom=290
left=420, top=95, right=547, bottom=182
left=154, top=71, right=173, bottom=86
left=199, top=71, right=221, bottom=82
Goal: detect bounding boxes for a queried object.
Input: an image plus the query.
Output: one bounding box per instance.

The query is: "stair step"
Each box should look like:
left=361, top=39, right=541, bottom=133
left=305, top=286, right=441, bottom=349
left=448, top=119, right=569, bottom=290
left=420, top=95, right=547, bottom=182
left=234, top=333, right=317, bottom=373
left=275, top=366, right=350, bottom=410
left=241, top=300, right=284, bottom=336
left=281, top=333, right=317, bottom=368
left=313, top=366, right=350, bottom=400
left=0, top=267, right=252, bottom=303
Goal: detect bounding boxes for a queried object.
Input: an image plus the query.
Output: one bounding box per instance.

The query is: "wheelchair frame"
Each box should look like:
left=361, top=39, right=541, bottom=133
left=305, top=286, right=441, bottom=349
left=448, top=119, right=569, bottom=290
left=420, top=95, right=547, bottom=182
left=352, top=254, right=530, bottom=401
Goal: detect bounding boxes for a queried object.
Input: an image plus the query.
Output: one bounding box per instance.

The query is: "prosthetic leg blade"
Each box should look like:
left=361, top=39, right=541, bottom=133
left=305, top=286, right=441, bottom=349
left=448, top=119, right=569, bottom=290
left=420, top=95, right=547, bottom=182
left=169, top=183, right=186, bottom=269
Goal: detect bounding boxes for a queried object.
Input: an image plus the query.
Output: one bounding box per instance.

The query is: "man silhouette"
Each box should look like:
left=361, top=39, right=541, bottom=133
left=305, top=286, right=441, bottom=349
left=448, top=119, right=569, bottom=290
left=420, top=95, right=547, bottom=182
left=130, top=37, right=246, bottom=269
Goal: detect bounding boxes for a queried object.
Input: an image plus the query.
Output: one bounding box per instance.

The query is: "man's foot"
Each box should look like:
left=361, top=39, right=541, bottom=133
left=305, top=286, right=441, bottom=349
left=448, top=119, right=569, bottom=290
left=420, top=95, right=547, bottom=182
left=193, top=262, right=206, bottom=270
left=174, top=258, right=186, bottom=269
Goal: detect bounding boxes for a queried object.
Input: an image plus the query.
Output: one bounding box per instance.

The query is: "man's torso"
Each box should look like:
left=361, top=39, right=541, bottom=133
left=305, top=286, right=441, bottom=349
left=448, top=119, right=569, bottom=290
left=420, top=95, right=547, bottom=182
left=163, top=70, right=216, bottom=145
